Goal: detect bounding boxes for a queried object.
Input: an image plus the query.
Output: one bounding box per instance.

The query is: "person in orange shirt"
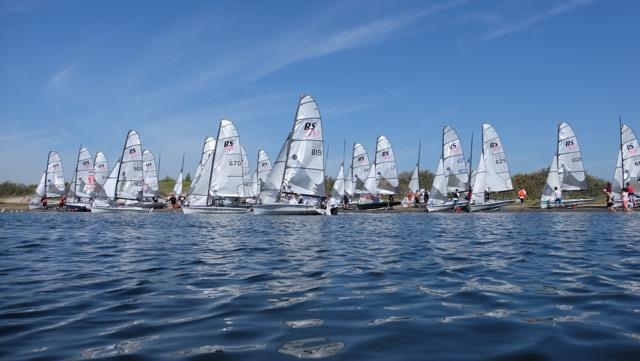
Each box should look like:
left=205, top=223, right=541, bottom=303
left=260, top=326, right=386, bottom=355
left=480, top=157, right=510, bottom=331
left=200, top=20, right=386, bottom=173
left=517, top=188, right=527, bottom=208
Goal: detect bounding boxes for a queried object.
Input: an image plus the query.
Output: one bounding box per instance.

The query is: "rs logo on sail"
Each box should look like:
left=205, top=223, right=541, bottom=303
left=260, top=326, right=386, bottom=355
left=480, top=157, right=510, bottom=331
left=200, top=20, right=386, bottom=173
left=303, top=122, right=320, bottom=138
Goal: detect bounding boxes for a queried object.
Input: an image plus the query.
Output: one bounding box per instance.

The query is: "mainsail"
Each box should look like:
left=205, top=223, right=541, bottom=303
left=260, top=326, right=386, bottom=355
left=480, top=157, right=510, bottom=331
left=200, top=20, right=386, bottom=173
left=94, top=152, right=109, bottom=191
left=352, top=143, right=370, bottom=194
left=282, top=94, right=325, bottom=197
left=115, top=130, right=144, bottom=201
left=344, top=166, right=354, bottom=196
left=142, top=150, right=160, bottom=198
left=364, top=163, right=378, bottom=195
left=186, top=136, right=216, bottom=206
left=253, top=150, right=272, bottom=196
left=429, top=158, right=448, bottom=203
left=472, top=123, right=513, bottom=204
left=30, top=151, right=65, bottom=206
left=409, top=165, right=420, bottom=193
left=259, top=94, right=325, bottom=203
left=209, top=120, right=244, bottom=199
left=443, top=126, right=469, bottom=192
left=69, top=147, right=95, bottom=200
left=241, top=146, right=255, bottom=198
left=541, top=122, right=587, bottom=203
left=613, top=124, right=640, bottom=195
left=375, top=135, right=399, bottom=195
left=173, top=152, right=185, bottom=196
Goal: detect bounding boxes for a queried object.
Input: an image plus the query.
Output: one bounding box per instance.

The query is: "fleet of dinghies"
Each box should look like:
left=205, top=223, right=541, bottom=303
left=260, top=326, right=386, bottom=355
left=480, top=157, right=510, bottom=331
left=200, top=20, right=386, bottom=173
left=29, top=93, right=638, bottom=213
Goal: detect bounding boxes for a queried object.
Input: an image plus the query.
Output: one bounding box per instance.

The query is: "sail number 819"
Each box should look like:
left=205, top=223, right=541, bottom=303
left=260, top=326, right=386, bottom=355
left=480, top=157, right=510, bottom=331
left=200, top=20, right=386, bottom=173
left=312, top=149, right=322, bottom=156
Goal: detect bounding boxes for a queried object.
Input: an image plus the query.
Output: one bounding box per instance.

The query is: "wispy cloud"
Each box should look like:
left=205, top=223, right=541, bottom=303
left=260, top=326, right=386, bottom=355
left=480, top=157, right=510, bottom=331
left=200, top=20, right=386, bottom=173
left=47, top=61, right=82, bottom=95
left=483, top=0, right=595, bottom=41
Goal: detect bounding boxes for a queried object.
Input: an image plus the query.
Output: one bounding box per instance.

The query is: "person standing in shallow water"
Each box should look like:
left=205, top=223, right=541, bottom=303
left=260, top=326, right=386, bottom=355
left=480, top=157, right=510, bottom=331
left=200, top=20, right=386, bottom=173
left=606, top=190, right=616, bottom=212
left=518, top=188, right=527, bottom=208
left=553, top=186, right=564, bottom=207
left=627, top=182, right=636, bottom=207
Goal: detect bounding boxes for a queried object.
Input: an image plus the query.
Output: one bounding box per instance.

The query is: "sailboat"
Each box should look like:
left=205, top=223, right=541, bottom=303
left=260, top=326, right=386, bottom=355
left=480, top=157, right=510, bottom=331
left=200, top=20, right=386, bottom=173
left=357, top=135, right=400, bottom=210
left=90, top=130, right=151, bottom=213
left=141, top=150, right=165, bottom=209
left=29, top=151, right=65, bottom=210
left=469, top=124, right=515, bottom=212
left=172, top=151, right=185, bottom=197
left=252, top=150, right=272, bottom=197
left=185, top=137, right=216, bottom=206
left=254, top=94, right=325, bottom=215
left=427, top=126, right=470, bottom=212
left=351, top=143, right=371, bottom=196
left=65, top=146, right=95, bottom=211
left=540, top=122, right=593, bottom=208
left=182, top=120, right=248, bottom=214
left=613, top=122, right=640, bottom=207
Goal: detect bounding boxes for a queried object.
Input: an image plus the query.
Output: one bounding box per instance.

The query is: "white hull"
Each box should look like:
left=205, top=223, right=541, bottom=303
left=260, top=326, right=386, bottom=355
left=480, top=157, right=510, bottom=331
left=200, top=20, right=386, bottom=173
left=539, top=198, right=594, bottom=209
left=65, top=202, right=91, bottom=211
left=253, top=203, right=323, bottom=215
left=90, top=205, right=152, bottom=213
left=469, top=199, right=514, bottom=212
left=182, top=205, right=248, bottom=214
left=426, top=200, right=469, bottom=213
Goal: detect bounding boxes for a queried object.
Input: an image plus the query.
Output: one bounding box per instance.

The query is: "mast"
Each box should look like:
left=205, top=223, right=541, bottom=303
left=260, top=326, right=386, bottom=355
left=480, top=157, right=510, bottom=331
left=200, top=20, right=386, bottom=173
left=556, top=122, right=561, bottom=190
left=255, top=150, right=260, bottom=192
left=43, top=151, right=52, bottom=198
left=276, top=93, right=304, bottom=202
left=441, top=126, right=446, bottom=189
left=157, top=152, right=162, bottom=180
left=619, top=115, right=625, bottom=186
left=468, top=132, right=474, bottom=192
left=374, top=136, right=379, bottom=194
left=71, top=145, right=82, bottom=198
left=206, top=120, right=223, bottom=206
left=351, top=142, right=356, bottom=193
left=180, top=150, right=185, bottom=173
left=114, top=131, right=129, bottom=201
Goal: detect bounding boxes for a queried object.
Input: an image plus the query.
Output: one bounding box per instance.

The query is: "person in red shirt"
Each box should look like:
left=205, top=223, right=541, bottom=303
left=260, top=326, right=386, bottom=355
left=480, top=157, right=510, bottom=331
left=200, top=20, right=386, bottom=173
left=517, top=188, right=527, bottom=208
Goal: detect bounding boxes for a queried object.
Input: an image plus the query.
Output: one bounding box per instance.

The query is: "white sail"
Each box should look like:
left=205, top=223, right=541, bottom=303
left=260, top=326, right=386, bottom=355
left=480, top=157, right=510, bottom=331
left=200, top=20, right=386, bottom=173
left=142, top=150, right=160, bottom=198
left=282, top=94, right=325, bottom=197
left=187, top=152, right=213, bottom=206
left=254, top=150, right=272, bottom=195
left=613, top=124, right=640, bottom=194
left=29, top=151, right=65, bottom=206
left=94, top=152, right=109, bottom=189
left=344, top=166, right=354, bottom=196
left=173, top=171, right=183, bottom=196
left=541, top=155, right=560, bottom=204
left=29, top=172, right=47, bottom=207
left=482, top=123, right=513, bottom=192
left=352, top=143, right=370, bottom=194
left=69, top=147, right=95, bottom=199
left=471, top=152, right=487, bottom=204
left=241, top=146, right=255, bottom=198
left=116, top=130, right=144, bottom=201
left=443, top=126, right=469, bottom=192
left=364, top=162, right=378, bottom=195
left=186, top=136, right=216, bottom=206
left=210, top=119, right=244, bottom=198
left=331, top=163, right=345, bottom=199
left=409, top=164, right=419, bottom=193
left=102, top=159, right=120, bottom=200
left=260, top=136, right=290, bottom=204
left=429, top=158, right=448, bottom=203
left=375, top=135, right=399, bottom=195
left=557, top=122, right=587, bottom=190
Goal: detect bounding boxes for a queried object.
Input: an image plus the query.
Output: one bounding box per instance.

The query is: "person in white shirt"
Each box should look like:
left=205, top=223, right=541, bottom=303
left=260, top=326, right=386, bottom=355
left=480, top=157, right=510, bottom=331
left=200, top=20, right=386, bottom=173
left=553, top=186, right=564, bottom=207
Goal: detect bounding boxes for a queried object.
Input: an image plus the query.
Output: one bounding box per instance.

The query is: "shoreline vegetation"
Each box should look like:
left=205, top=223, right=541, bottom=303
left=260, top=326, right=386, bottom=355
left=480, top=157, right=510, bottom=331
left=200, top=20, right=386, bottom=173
left=1, top=168, right=609, bottom=210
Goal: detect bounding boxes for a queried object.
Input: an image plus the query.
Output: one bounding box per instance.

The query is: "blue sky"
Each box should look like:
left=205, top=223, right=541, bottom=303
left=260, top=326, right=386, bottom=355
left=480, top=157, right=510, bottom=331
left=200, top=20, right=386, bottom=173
left=1, top=0, right=638, bottom=183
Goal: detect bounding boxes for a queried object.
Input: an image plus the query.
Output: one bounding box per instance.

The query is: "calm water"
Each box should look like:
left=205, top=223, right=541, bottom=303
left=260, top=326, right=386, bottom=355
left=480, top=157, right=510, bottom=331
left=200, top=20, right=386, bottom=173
left=1, top=211, right=640, bottom=360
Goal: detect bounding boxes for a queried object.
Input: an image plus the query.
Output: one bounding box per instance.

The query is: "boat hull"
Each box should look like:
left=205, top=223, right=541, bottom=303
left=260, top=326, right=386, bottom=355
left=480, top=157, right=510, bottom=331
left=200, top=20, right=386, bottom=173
left=539, top=198, right=594, bottom=209
left=90, top=205, right=152, bottom=213
left=427, top=200, right=469, bottom=213
left=356, top=201, right=401, bottom=211
left=64, top=202, right=91, bottom=212
left=253, top=203, right=323, bottom=215
left=182, top=206, right=248, bottom=214
left=469, top=199, right=514, bottom=212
